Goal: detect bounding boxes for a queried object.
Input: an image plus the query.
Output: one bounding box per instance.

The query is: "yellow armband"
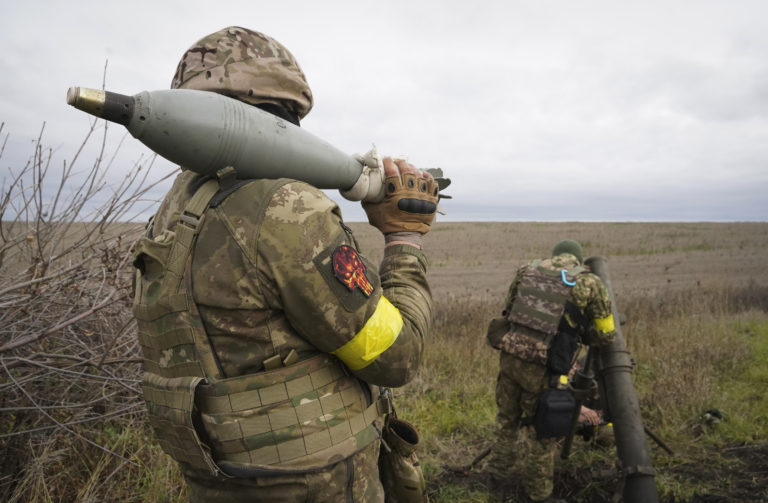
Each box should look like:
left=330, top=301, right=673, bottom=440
left=594, top=314, right=615, bottom=334
left=332, top=296, right=403, bottom=370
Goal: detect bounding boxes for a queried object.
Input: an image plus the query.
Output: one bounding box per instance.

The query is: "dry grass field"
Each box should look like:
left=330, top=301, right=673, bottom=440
left=349, top=221, right=768, bottom=300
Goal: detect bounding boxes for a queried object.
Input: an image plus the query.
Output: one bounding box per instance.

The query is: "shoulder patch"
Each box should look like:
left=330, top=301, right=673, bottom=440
left=332, top=245, right=373, bottom=296
left=313, top=238, right=381, bottom=313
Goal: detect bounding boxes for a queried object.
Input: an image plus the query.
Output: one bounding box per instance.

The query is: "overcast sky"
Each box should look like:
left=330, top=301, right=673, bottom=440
left=1, top=0, right=766, bottom=222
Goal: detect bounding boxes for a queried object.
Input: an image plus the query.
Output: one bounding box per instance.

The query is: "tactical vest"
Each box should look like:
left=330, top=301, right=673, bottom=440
left=132, top=173, right=390, bottom=477
left=499, top=259, right=585, bottom=365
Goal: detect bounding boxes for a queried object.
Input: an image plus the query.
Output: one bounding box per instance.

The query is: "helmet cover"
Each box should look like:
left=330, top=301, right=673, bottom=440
left=171, top=26, right=313, bottom=119
left=552, top=239, right=584, bottom=264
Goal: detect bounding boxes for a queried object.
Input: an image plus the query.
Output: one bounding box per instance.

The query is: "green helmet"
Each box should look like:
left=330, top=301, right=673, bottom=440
left=552, top=239, right=583, bottom=264
left=171, top=26, right=314, bottom=121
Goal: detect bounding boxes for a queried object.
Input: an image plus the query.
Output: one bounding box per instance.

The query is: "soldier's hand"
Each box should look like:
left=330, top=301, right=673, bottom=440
left=362, top=157, right=438, bottom=235
left=578, top=406, right=601, bottom=426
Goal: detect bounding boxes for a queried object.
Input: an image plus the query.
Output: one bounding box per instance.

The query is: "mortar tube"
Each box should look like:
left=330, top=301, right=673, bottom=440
left=586, top=256, right=659, bottom=503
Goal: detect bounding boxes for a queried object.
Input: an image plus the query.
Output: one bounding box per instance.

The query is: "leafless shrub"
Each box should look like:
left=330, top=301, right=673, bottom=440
left=0, top=118, right=175, bottom=501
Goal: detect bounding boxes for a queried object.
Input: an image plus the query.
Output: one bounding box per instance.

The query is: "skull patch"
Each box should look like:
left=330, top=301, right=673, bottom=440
left=332, top=245, right=373, bottom=297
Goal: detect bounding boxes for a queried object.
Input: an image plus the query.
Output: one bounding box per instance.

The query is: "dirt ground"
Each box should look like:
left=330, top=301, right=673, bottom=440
left=429, top=442, right=768, bottom=502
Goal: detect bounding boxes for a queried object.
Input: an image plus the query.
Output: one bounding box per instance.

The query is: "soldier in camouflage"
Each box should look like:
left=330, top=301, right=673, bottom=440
left=132, top=27, right=437, bottom=502
left=485, top=239, right=616, bottom=503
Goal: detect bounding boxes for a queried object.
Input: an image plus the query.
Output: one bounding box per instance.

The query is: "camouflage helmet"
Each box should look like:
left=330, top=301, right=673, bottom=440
left=552, top=239, right=583, bottom=264
left=171, top=26, right=313, bottom=120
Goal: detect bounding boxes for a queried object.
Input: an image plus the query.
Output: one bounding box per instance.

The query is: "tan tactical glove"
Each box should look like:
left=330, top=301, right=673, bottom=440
left=362, top=158, right=439, bottom=235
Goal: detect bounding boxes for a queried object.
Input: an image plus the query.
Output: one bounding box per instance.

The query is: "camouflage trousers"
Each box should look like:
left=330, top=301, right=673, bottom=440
left=183, top=440, right=384, bottom=503
left=487, top=351, right=557, bottom=502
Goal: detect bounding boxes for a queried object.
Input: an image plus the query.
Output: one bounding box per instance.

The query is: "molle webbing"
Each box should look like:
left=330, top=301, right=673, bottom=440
left=134, top=293, right=207, bottom=379
left=508, top=260, right=583, bottom=337
left=195, top=353, right=390, bottom=473
left=132, top=177, right=228, bottom=474
left=133, top=177, right=225, bottom=380
left=141, top=374, right=217, bottom=473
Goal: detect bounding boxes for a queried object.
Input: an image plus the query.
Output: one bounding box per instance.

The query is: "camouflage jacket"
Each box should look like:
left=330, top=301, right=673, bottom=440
left=147, top=170, right=432, bottom=387
left=503, top=253, right=616, bottom=347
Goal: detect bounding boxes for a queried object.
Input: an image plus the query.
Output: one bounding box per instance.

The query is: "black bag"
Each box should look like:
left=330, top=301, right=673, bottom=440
left=534, top=388, right=575, bottom=438
left=546, top=329, right=579, bottom=375
left=546, top=302, right=584, bottom=375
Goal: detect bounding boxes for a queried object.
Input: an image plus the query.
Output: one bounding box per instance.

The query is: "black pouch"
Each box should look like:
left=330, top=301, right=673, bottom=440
left=546, top=330, right=579, bottom=375
left=534, top=388, right=575, bottom=438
